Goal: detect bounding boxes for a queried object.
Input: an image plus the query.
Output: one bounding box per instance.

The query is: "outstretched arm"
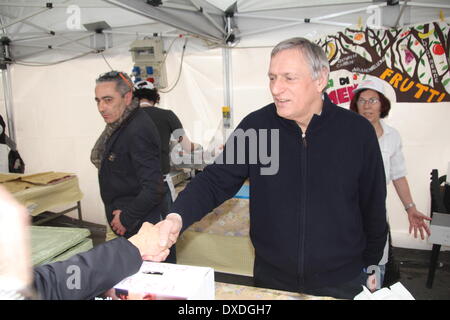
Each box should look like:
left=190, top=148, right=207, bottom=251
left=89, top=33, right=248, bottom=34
left=392, top=177, right=431, bottom=240
left=179, top=135, right=202, bottom=153
left=34, top=222, right=169, bottom=300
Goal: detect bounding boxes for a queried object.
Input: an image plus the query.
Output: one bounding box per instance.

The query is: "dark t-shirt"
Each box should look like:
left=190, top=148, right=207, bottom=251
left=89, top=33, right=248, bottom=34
left=142, top=107, right=184, bottom=174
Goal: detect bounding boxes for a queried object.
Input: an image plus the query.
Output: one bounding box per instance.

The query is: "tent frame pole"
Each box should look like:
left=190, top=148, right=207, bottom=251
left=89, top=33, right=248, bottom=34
left=222, top=46, right=233, bottom=131
left=14, top=43, right=90, bottom=53
left=104, top=0, right=222, bottom=44
left=2, top=11, right=91, bottom=50
left=13, top=33, right=93, bottom=60
left=406, top=1, right=450, bottom=9
left=238, top=21, right=305, bottom=38
left=395, top=0, right=410, bottom=28
left=2, top=66, right=16, bottom=144
left=0, top=7, right=51, bottom=30
left=189, top=0, right=226, bottom=36
left=222, top=14, right=234, bottom=132
left=0, top=15, right=15, bottom=144
left=0, top=11, right=51, bottom=34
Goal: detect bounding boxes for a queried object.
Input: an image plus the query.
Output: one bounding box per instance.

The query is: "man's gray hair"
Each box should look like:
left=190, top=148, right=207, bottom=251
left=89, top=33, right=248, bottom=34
left=271, top=37, right=330, bottom=81
left=95, top=71, right=133, bottom=96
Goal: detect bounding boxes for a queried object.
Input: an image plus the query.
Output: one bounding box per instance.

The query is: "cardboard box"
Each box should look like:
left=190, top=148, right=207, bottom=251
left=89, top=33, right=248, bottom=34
left=428, top=212, right=450, bottom=246
left=113, top=262, right=215, bottom=300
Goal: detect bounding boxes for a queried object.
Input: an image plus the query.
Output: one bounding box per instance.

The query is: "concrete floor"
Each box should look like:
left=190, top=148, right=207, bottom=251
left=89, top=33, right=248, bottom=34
left=392, top=247, right=450, bottom=300
left=40, top=214, right=450, bottom=300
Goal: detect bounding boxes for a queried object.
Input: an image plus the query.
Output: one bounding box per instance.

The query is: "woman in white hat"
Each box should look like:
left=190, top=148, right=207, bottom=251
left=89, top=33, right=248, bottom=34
left=350, top=76, right=431, bottom=288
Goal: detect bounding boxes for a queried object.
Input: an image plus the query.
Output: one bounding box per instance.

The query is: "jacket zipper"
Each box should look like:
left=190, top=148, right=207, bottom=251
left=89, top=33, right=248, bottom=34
left=301, top=133, right=307, bottom=147
left=299, top=130, right=307, bottom=287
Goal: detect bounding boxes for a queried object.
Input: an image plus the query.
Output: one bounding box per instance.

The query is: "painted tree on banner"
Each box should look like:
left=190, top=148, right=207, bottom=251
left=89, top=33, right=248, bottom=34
left=318, top=21, right=450, bottom=104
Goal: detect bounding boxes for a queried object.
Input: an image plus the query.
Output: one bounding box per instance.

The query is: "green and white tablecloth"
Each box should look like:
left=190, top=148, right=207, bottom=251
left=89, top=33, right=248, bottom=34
left=30, top=226, right=93, bottom=266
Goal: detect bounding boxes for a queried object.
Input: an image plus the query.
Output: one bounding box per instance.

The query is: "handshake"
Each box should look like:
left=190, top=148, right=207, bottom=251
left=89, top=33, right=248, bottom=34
left=128, top=213, right=183, bottom=262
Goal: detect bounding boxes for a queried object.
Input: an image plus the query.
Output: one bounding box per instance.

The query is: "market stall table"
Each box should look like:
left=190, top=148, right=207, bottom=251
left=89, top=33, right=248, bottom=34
left=0, top=172, right=84, bottom=225
left=176, top=182, right=254, bottom=276
left=215, top=282, right=335, bottom=300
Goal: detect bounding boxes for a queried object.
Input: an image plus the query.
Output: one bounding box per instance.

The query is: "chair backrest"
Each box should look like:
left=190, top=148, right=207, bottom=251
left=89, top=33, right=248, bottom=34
left=430, top=169, right=447, bottom=215
left=444, top=179, right=450, bottom=213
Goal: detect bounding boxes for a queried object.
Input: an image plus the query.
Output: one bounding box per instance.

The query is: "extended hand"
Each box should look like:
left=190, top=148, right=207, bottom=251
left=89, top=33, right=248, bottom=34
left=407, top=208, right=432, bottom=240
left=155, top=213, right=182, bottom=249
left=128, top=222, right=170, bottom=262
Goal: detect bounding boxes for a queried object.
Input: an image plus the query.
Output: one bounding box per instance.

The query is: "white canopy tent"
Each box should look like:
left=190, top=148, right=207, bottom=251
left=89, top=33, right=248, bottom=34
left=0, top=0, right=449, bottom=250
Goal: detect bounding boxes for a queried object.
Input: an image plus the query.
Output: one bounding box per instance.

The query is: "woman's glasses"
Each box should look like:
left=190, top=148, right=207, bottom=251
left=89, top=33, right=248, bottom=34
left=357, top=97, right=380, bottom=106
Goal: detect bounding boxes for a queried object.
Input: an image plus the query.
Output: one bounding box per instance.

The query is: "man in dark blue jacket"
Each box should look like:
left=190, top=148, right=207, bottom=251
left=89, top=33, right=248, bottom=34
left=91, top=71, right=165, bottom=240
left=0, top=185, right=169, bottom=300
left=33, top=222, right=169, bottom=300
left=158, top=38, right=388, bottom=299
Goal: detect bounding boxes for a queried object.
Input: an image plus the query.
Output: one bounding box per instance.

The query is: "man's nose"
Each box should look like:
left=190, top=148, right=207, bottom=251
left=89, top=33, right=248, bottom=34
left=97, top=101, right=106, bottom=112
left=271, top=78, right=285, bottom=95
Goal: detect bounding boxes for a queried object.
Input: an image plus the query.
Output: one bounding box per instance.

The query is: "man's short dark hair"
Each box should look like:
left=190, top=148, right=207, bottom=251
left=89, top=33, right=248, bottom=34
left=96, top=71, right=133, bottom=96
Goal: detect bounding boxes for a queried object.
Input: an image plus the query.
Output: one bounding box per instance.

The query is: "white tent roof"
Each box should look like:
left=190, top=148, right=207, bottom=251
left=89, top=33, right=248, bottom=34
left=1, top=0, right=449, bottom=63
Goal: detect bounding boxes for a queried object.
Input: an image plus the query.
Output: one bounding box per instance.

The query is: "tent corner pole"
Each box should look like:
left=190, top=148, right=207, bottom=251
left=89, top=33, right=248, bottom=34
left=2, top=65, right=16, bottom=145
left=222, top=46, right=233, bottom=135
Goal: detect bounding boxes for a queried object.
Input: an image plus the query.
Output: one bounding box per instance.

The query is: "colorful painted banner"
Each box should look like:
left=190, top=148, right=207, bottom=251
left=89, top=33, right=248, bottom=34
left=317, top=21, right=450, bottom=104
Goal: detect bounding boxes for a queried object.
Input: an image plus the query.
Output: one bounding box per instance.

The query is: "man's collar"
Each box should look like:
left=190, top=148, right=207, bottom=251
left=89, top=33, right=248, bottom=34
left=140, top=102, right=153, bottom=107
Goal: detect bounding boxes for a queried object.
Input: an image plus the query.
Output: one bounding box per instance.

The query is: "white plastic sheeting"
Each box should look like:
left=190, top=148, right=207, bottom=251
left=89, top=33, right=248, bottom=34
left=10, top=39, right=224, bottom=226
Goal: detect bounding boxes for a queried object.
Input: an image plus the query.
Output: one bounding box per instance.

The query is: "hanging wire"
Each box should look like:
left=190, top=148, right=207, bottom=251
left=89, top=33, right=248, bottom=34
left=161, top=35, right=181, bottom=65
left=160, top=37, right=188, bottom=93
left=100, top=51, right=114, bottom=70
left=13, top=51, right=93, bottom=67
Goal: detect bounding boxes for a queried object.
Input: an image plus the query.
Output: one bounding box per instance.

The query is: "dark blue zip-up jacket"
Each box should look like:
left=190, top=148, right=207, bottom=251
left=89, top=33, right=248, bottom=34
left=171, top=94, right=388, bottom=291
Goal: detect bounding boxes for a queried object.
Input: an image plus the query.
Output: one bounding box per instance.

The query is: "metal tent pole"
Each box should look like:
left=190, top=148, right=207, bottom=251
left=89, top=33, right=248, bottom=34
left=221, top=12, right=236, bottom=138
left=2, top=66, right=16, bottom=144
left=189, top=0, right=226, bottom=36
left=406, top=1, right=450, bottom=9
left=0, top=6, right=52, bottom=30
left=222, top=46, right=233, bottom=132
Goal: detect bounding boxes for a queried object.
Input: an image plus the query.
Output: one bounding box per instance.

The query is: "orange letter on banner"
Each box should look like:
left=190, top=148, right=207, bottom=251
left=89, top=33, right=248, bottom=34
left=414, top=83, right=429, bottom=99
left=399, top=78, right=414, bottom=92
left=380, top=68, right=394, bottom=80
left=389, top=73, right=403, bottom=88
left=427, top=88, right=440, bottom=102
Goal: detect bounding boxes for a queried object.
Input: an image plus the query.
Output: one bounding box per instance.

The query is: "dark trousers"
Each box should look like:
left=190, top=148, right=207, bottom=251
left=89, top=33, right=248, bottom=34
left=383, top=228, right=400, bottom=286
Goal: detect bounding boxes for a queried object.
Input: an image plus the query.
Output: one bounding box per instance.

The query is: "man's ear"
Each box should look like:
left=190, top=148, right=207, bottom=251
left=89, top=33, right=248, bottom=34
left=124, top=90, right=133, bottom=105
left=316, top=68, right=329, bottom=93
